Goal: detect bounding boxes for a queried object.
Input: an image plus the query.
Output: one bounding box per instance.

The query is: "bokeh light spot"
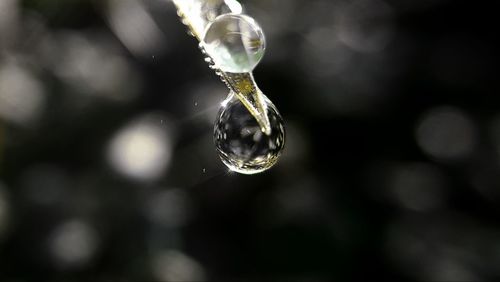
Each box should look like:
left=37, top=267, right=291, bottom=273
left=107, top=113, right=173, bottom=181
left=416, top=106, right=477, bottom=161
left=0, top=62, right=46, bottom=126
left=48, top=220, right=99, bottom=269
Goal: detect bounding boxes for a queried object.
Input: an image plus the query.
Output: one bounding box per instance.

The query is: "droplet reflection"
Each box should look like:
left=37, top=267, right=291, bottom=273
left=214, top=93, right=285, bottom=174
left=203, top=14, right=265, bottom=73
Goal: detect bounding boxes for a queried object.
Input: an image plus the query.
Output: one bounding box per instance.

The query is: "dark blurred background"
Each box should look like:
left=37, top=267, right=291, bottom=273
left=0, top=0, right=499, bottom=281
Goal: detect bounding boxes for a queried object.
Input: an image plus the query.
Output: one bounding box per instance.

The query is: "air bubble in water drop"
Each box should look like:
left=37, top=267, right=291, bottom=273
left=203, top=14, right=266, bottom=73
left=214, top=93, right=285, bottom=174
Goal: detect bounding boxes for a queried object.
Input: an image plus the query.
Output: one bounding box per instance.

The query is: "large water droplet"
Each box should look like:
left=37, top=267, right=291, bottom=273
left=214, top=93, right=285, bottom=174
left=203, top=14, right=266, bottom=73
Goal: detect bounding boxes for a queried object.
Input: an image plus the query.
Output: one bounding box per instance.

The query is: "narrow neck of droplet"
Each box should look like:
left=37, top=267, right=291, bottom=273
left=222, top=72, right=272, bottom=135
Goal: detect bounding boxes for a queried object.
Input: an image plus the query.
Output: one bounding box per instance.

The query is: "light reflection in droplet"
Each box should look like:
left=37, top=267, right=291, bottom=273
left=152, top=250, right=206, bottom=282
left=416, top=106, right=477, bottom=161
left=48, top=220, right=99, bottom=269
left=107, top=113, right=174, bottom=181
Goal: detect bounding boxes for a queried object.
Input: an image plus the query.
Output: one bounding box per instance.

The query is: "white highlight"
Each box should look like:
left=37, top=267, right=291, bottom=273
left=108, top=114, right=173, bottom=181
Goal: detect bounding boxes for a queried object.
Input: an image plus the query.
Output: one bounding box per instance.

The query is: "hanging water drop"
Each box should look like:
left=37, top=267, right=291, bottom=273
left=214, top=92, right=285, bottom=174
left=202, top=14, right=266, bottom=73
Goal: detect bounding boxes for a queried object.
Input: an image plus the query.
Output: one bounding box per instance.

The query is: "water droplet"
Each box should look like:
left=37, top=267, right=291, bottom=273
left=174, top=0, right=242, bottom=39
left=202, top=14, right=265, bottom=73
left=214, top=93, right=285, bottom=174
left=201, top=0, right=242, bottom=22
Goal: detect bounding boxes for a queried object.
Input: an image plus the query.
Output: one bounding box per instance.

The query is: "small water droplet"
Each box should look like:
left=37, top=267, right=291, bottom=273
left=214, top=93, right=285, bottom=174
left=202, top=168, right=206, bottom=173
left=194, top=101, right=198, bottom=106
left=202, top=0, right=242, bottom=21
left=202, top=14, right=265, bottom=73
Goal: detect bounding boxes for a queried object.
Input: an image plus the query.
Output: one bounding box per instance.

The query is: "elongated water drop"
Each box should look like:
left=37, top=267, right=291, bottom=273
left=203, top=14, right=266, bottom=73
left=214, top=92, right=285, bottom=174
